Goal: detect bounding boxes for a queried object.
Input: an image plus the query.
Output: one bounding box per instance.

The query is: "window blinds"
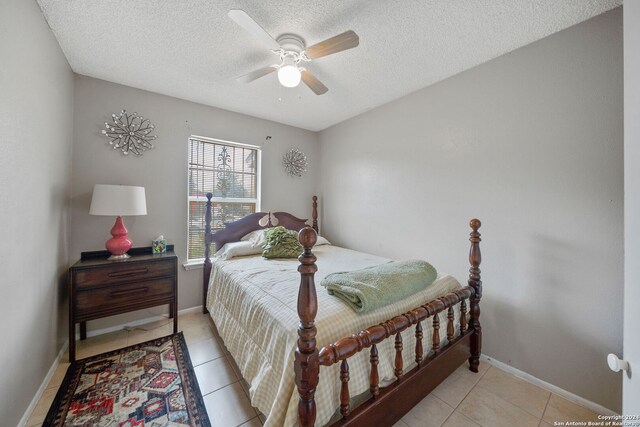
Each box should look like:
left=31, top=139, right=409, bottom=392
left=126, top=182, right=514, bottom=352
left=187, top=137, right=259, bottom=260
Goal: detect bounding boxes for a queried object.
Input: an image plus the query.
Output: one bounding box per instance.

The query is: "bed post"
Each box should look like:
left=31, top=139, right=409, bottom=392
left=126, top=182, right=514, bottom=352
left=468, top=219, right=482, bottom=372
left=295, top=227, right=319, bottom=427
left=312, top=196, right=319, bottom=233
left=202, top=192, right=213, bottom=314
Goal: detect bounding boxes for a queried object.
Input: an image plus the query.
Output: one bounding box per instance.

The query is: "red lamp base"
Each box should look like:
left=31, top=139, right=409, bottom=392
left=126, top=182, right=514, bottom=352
left=105, top=216, right=133, bottom=260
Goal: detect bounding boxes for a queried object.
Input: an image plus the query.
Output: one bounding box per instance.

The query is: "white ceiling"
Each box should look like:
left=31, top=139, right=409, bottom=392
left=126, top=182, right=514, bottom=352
left=38, top=0, right=620, bottom=132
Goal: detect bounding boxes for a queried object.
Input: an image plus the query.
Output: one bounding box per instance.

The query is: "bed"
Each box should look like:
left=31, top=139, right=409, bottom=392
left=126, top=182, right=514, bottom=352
left=201, top=195, right=483, bottom=427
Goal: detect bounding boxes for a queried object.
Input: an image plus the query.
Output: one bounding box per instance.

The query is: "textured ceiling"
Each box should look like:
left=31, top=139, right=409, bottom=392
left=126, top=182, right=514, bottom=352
left=38, top=0, right=620, bottom=131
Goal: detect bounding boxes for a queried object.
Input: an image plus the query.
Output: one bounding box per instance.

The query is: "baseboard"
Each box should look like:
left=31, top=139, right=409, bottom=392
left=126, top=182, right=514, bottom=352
left=177, top=306, right=203, bottom=315
left=18, top=340, right=69, bottom=427
left=77, top=305, right=203, bottom=339
left=480, top=355, right=618, bottom=416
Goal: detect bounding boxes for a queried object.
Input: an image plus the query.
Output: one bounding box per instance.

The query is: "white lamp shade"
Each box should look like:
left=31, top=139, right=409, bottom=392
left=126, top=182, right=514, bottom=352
left=89, top=184, right=147, bottom=216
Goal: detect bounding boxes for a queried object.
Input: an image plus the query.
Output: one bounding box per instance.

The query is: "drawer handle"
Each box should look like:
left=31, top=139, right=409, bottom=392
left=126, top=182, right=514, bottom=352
left=109, top=287, right=149, bottom=298
left=108, top=268, right=149, bottom=278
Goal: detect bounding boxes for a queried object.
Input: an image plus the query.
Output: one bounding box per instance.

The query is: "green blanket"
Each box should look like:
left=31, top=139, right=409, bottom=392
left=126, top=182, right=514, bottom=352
left=320, top=260, right=438, bottom=313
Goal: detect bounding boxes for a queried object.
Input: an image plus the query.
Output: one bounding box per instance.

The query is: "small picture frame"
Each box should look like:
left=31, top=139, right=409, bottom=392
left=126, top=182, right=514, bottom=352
left=152, top=237, right=167, bottom=254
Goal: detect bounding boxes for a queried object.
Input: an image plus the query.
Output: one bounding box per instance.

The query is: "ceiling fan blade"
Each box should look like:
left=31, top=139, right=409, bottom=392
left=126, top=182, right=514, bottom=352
left=236, top=65, right=278, bottom=83
left=304, top=30, right=359, bottom=60
left=301, top=70, right=328, bottom=95
left=228, top=9, right=280, bottom=50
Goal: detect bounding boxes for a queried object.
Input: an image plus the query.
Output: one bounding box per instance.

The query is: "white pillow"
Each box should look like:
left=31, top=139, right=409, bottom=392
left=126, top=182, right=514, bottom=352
left=240, top=229, right=262, bottom=242
left=316, top=235, right=331, bottom=246
left=241, top=229, right=269, bottom=248
left=214, top=241, right=263, bottom=260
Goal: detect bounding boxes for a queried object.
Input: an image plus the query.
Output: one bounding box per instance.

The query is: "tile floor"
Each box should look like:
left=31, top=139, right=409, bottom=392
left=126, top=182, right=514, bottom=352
left=26, top=312, right=604, bottom=427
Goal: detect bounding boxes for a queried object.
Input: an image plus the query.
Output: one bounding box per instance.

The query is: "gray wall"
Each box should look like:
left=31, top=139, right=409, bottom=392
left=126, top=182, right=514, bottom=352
left=0, top=0, right=74, bottom=424
left=71, top=76, right=319, bottom=330
left=624, top=1, right=640, bottom=413
left=318, top=8, right=623, bottom=412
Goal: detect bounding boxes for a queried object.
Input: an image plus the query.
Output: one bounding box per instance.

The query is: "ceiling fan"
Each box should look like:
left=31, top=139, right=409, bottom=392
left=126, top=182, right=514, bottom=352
left=228, top=9, right=360, bottom=95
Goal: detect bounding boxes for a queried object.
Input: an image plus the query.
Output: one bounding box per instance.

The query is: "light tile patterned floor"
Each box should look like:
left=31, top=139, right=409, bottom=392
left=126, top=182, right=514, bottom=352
left=26, top=312, right=604, bottom=427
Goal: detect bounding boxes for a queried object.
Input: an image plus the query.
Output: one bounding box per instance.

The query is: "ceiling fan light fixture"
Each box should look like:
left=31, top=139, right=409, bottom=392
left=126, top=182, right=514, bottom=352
left=277, top=64, right=301, bottom=88
left=229, top=10, right=359, bottom=95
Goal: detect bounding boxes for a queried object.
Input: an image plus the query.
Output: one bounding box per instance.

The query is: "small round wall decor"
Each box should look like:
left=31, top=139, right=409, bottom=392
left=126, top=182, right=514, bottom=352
left=283, top=148, right=308, bottom=177
left=102, top=110, right=157, bottom=156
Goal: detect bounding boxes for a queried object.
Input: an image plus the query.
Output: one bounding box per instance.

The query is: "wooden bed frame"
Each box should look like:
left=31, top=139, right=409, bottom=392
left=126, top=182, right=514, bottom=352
left=202, top=194, right=482, bottom=427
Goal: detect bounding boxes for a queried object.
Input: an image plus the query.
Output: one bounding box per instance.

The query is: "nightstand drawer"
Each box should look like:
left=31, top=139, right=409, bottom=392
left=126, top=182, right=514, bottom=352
left=74, top=277, right=174, bottom=318
left=73, top=259, right=174, bottom=289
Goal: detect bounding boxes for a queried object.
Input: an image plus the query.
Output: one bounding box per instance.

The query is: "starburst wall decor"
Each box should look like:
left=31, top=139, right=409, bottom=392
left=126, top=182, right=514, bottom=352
left=102, top=110, right=157, bottom=156
left=282, top=148, right=308, bottom=177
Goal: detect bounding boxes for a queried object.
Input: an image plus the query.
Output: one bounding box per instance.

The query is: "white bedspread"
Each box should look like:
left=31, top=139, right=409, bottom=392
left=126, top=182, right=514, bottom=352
left=206, top=245, right=463, bottom=427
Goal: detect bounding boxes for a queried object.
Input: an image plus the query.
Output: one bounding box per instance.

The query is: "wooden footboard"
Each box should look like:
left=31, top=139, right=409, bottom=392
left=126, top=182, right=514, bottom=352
left=295, top=220, right=483, bottom=427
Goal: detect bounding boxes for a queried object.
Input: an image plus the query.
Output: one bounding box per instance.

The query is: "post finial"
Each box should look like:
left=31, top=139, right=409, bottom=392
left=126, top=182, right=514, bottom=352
left=299, top=226, right=318, bottom=249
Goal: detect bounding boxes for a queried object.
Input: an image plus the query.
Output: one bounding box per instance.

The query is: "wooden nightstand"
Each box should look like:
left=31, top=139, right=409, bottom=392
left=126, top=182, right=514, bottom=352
left=68, top=246, right=178, bottom=362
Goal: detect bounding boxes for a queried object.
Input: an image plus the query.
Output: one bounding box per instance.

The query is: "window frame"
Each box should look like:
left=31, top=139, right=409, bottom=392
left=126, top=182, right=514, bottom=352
left=186, top=135, right=261, bottom=265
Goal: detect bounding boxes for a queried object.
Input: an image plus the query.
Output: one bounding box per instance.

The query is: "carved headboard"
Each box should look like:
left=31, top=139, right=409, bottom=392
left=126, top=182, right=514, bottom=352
left=202, top=194, right=319, bottom=313
left=211, top=211, right=309, bottom=253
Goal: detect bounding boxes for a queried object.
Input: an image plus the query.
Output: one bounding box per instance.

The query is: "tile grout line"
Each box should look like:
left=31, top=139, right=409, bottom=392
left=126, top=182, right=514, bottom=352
left=474, top=383, right=544, bottom=423
left=44, top=369, right=67, bottom=391
left=188, top=329, right=225, bottom=367
left=198, top=374, right=240, bottom=398
left=540, top=393, right=552, bottom=425
left=193, top=354, right=225, bottom=367
left=480, top=355, right=616, bottom=416
left=439, top=410, right=480, bottom=427
left=194, top=351, right=241, bottom=398
left=454, top=364, right=491, bottom=410
left=199, top=378, right=257, bottom=427
left=423, top=363, right=490, bottom=427
left=186, top=317, right=241, bottom=401
left=235, top=415, right=260, bottom=427
left=439, top=411, right=455, bottom=427
left=476, top=365, right=554, bottom=421
left=213, top=335, right=263, bottom=420
left=446, top=366, right=491, bottom=427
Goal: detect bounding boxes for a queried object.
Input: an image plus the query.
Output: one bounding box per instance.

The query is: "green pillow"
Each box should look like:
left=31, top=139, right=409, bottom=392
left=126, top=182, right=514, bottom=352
left=262, top=226, right=303, bottom=259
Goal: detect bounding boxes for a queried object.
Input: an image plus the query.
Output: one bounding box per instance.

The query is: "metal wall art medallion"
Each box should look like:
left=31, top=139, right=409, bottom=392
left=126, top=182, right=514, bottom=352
left=102, top=110, right=157, bottom=156
left=282, top=148, right=308, bottom=177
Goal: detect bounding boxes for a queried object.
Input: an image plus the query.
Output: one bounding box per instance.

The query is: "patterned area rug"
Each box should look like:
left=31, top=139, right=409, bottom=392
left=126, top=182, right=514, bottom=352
left=45, top=333, right=210, bottom=426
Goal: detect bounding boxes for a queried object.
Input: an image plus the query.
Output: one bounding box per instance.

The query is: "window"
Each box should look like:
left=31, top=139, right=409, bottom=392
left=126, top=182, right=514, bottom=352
left=187, top=136, right=260, bottom=261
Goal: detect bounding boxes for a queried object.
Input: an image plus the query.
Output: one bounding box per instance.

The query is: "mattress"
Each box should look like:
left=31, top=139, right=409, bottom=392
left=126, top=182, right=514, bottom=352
left=206, top=245, right=463, bottom=427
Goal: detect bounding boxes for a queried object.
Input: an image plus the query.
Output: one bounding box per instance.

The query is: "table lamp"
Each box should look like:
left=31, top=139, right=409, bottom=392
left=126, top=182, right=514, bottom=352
left=89, top=184, right=147, bottom=260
